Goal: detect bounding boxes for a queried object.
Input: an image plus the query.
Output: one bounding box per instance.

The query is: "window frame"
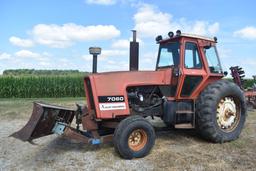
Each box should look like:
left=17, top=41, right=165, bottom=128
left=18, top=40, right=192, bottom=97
left=184, top=42, right=203, bottom=70
left=156, top=42, right=181, bottom=69
left=204, top=45, right=223, bottom=74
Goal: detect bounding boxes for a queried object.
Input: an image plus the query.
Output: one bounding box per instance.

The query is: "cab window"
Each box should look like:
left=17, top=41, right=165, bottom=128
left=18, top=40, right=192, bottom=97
left=157, top=42, right=180, bottom=68
left=204, top=46, right=222, bottom=73
left=184, top=42, right=202, bottom=69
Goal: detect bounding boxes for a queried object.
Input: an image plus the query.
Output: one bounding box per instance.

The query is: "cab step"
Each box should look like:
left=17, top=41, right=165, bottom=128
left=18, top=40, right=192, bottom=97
left=175, top=109, right=195, bottom=128
left=176, top=110, right=194, bottom=114
left=174, top=123, right=194, bottom=129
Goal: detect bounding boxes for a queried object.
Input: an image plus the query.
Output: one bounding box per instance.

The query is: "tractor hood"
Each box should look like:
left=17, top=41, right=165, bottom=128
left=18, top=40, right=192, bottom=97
left=89, top=70, right=170, bottom=95
left=84, top=70, right=171, bottom=119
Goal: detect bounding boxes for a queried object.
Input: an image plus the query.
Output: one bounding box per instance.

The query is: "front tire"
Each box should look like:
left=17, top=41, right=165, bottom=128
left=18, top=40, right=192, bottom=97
left=196, top=80, right=246, bottom=143
left=113, top=115, right=155, bottom=159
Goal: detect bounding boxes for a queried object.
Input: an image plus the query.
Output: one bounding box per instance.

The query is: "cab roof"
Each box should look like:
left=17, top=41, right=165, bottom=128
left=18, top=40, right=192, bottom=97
left=158, top=33, right=217, bottom=43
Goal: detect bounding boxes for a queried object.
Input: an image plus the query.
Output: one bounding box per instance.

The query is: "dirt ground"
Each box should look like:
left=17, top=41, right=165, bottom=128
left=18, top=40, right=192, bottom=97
left=0, top=98, right=255, bottom=171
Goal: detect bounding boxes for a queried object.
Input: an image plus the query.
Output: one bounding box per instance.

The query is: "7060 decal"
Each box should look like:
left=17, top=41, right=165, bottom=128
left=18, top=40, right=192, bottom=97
left=98, top=96, right=125, bottom=103
left=107, top=96, right=124, bottom=102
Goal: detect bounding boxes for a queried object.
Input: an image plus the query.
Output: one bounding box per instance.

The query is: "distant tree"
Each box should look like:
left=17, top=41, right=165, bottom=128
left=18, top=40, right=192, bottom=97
left=3, top=69, right=89, bottom=76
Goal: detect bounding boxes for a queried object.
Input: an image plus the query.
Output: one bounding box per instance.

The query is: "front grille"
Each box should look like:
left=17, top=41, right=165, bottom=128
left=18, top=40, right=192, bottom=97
left=85, top=78, right=95, bottom=110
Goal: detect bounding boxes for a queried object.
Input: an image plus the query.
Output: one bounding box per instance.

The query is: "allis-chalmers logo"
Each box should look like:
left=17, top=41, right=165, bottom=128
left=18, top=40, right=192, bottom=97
left=99, top=103, right=126, bottom=111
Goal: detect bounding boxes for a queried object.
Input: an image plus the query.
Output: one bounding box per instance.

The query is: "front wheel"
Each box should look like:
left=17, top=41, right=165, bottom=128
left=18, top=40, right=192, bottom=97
left=196, top=80, right=247, bottom=143
left=113, top=115, right=155, bottom=159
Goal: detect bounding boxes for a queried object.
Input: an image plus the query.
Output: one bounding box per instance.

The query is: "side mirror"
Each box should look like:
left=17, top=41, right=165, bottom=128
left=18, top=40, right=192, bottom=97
left=223, top=71, right=228, bottom=76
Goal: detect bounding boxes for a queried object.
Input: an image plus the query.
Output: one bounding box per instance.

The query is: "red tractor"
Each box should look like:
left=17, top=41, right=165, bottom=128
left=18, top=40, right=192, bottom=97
left=12, top=30, right=246, bottom=159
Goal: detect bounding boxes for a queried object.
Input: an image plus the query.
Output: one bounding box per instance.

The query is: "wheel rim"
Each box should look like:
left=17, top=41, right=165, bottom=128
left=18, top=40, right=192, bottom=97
left=128, top=129, right=148, bottom=151
left=216, top=97, right=240, bottom=132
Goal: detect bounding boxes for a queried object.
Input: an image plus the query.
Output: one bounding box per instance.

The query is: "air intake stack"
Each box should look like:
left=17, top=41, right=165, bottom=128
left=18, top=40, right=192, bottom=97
left=89, top=47, right=101, bottom=73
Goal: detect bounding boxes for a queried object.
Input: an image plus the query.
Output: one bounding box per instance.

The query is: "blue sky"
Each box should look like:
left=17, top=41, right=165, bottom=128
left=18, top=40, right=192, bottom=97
left=0, top=0, right=256, bottom=77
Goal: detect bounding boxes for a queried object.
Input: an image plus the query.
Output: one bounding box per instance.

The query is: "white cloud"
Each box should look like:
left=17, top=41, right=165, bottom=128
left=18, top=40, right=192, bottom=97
left=134, top=4, right=172, bottom=38
left=191, top=21, right=219, bottom=35
left=111, top=39, right=130, bottom=49
left=38, top=61, right=51, bottom=66
left=82, top=49, right=128, bottom=62
left=9, top=36, right=34, bottom=48
left=133, top=4, right=219, bottom=38
left=59, top=58, right=70, bottom=63
left=15, top=50, right=40, bottom=58
left=31, top=23, right=120, bottom=48
left=86, top=0, right=116, bottom=5
left=15, top=50, right=48, bottom=61
left=234, top=26, right=256, bottom=40
left=82, top=55, right=92, bottom=61
left=139, top=51, right=158, bottom=70
left=208, top=22, right=220, bottom=35
left=102, top=49, right=128, bottom=57
left=99, top=60, right=129, bottom=72
left=111, top=37, right=142, bottom=50
left=9, top=23, right=120, bottom=48
left=0, top=52, right=11, bottom=60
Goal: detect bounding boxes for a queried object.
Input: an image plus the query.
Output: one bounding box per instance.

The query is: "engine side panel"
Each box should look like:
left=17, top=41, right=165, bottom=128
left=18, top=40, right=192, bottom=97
left=85, top=70, right=171, bottom=119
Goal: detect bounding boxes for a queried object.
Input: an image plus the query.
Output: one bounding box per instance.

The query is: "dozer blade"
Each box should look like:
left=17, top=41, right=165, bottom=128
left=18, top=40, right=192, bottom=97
left=11, top=102, right=75, bottom=141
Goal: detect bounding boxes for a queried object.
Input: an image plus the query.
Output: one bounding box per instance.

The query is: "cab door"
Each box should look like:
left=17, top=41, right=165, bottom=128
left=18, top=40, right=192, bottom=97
left=176, top=39, right=207, bottom=99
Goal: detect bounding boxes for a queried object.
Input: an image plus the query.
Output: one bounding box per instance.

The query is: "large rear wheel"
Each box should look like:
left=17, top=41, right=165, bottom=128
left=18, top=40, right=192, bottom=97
left=196, top=80, right=246, bottom=143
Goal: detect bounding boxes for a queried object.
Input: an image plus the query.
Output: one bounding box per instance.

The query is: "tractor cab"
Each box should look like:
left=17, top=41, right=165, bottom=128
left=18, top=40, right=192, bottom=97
left=155, top=30, right=224, bottom=100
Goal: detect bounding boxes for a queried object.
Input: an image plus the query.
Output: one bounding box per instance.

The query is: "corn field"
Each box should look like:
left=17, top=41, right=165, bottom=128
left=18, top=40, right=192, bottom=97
left=0, top=76, right=85, bottom=98
left=1, top=75, right=255, bottom=98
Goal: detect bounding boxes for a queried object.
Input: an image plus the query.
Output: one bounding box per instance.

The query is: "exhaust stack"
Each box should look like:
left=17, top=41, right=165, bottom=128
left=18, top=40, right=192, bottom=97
left=129, top=30, right=139, bottom=71
left=89, top=47, right=101, bottom=73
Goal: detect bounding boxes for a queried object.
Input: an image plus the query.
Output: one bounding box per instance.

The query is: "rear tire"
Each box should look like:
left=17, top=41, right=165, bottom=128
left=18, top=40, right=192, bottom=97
left=114, top=115, right=155, bottom=159
left=196, top=80, right=246, bottom=143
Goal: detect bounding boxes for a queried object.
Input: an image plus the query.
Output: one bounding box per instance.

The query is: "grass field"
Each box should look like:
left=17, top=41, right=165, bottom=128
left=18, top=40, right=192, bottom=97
left=0, top=98, right=256, bottom=170
left=0, top=98, right=86, bottom=120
